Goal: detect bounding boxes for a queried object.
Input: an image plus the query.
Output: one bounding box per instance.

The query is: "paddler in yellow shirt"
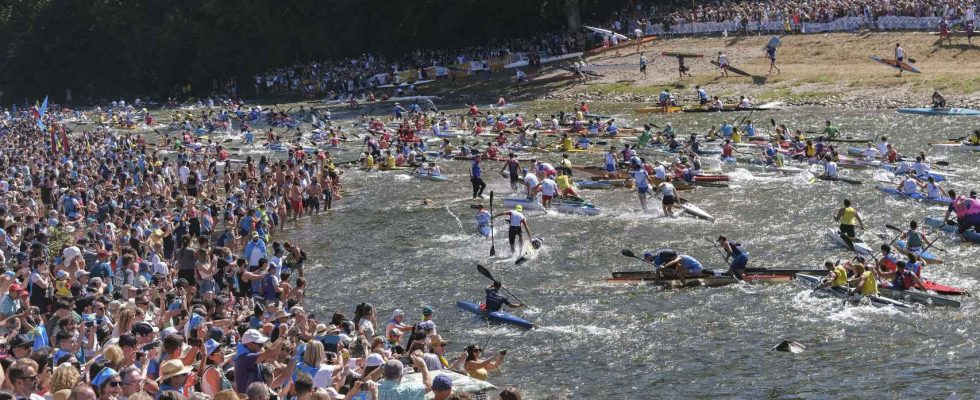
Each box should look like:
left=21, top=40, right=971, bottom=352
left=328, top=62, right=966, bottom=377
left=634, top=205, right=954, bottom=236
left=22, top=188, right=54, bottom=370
left=555, top=169, right=581, bottom=201
left=559, top=133, right=574, bottom=151
left=816, top=261, right=849, bottom=289
left=847, top=261, right=879, bottom=297
left=730, top=126, right=742, bottom=143
left=969, top=130, right=980, bottom=145
left=362, top=151, right=375, bottom=170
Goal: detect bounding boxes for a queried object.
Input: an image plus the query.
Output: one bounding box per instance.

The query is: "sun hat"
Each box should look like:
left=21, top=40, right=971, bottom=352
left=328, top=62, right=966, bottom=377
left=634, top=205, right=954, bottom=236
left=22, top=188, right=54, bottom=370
left=156, top=359, right=193, bottom=382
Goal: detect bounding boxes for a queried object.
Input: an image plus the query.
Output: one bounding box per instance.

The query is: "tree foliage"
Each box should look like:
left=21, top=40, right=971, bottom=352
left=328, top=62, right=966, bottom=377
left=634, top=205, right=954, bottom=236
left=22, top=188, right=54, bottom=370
left=0, top=0, right=625, bottom=102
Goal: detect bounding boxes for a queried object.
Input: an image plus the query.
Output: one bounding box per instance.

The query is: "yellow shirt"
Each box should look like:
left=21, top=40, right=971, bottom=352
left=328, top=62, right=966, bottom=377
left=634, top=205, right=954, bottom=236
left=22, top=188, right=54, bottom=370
left=858, top=271, right=878, bottom=296
left=365, top=155, right=375, bottom=168
left=731, top=130, right=741, bottom=143
left=831, top=266, right=848, bottom=286
left=840, top=207, right=857, bottom=226
left=385, top=156, right=395, bottom=168
left=556, top=175, right=571, bottom=190
left=560, top=138, right=573, bottom=151
left=969, top=136, right=980, bottom=145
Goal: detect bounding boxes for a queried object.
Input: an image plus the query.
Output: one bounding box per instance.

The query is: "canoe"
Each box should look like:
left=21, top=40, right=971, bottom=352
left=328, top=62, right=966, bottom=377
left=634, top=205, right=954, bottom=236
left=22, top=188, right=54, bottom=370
left=644, top=275, right=790, bottom=289
left=709, top=60, right=752, bottom=77
left=579, top=64, right=636, bottom=72
left=502, top=197, right=602, bottom=216
left=660, top=51, right=704, bottom=58
left=610, top=268, right=829, bottom=280
left=796, top=274, right=914, bottom=311
left=893, top=240, right=942, bottom=265
left=876, top=286, right=960, bottom=308
left=692, top=174, right=730, bottom=182
left=584, top=25, right=629, bottom=41
left=897, top=107, right=980, bottom=116
left=817, top=175, right=862, bottom=185
left=875, top=186, right=952, bottom=205
left=682, top=106, right=774, bottom=113
left=923, top=216, right=980, bottom=244
left=525, top=73, right=577, bottom=85
left=584, top=36, right=658, bottom=56
left=930, top=141, right=980, bottom=151
left=635, top=106, right=683, bottom=114
left=825, top=228, right=873, bottom=256
left=869, top=56, right=920, bottom=73
left=455, top=301, right=534, bottom=329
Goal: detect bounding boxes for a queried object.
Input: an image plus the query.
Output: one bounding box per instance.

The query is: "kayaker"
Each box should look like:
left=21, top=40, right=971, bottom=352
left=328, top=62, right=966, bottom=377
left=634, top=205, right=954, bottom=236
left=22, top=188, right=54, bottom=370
left=822, top=155, right=839, bottom=178
left=894, top=43, right=907, bottom=77
left=628, top=162, right=654, bottom=212
left=493, top=205, right=532, bottom=255
left=766, top=44, right=780, bottom=75
left=847, top=262, right=879, bottom=298
left=483, top=281, right=525, bottom=312
left=536, top=175, right=558, bottom=209
left=717, top=51, right=730, bottom=77
left=822, top=120, right=839, bottom=139
left=911, top=156, right=931, bottom=177
left=904, top=252, right=925, bottom=277
left=876, top=244, right=899, bottom=272
left=717, top=236, right=748, bottom=280
left=900, top=221, right=933, bottom=254
left=500, top=154, right=522, bottom=190
left=944, top=190, right=980, bottom=239
left=878, top=261, right=925, bottom=291
left=637, top=125, right=653, bottom=148
left=653, top=251, right=705, bottom=284
left=656, top=180, right=678, bottom=217
left=604, top=146, right=619, bottom=178
left=555, top=169, right=580, bottom=201
left=470, top=156, right=486, bottom=199
left=522, top=168, right=539, bottom=200
left=816, top=261, right=849, bottom=289
left=924, top=177, right=945, bottom=200
left=834, top=199, right=865, bottom=249
left=475, top=204, right=492, bottom=238
left=859, top=142, right=880, bottom=161
left=932, top=91, right=947, bottom=108
left=696, top=86, right=709, bottom=106
left=969, top=130, right=980, bottom=145
left=896, top=173, right=923, bottom=195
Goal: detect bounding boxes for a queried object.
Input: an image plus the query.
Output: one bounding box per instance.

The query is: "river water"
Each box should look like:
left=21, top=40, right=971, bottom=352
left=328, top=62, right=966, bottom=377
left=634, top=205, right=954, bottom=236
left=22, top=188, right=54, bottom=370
left=284, top=103, right=979, bottom=399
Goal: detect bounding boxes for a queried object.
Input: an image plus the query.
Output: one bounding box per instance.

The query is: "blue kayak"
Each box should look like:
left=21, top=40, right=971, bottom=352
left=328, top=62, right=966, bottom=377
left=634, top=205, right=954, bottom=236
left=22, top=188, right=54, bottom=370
left=894, top=239, right=942, bottom=264
left=897, top=107, right=980, bottom=116
left=923, top=217, right=980, bottom=244
left=875, top=186, right=952, bottom=205
left=574, top=180, right=612, bottom=189
left=456, top=301, right=534, bottom=329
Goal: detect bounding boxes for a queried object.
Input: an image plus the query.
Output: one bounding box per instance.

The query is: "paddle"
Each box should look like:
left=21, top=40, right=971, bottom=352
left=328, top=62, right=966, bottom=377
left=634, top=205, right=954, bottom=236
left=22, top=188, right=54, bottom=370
left=489, top=191, right=496, bottom=256
left=885, top=224, right=946, bottom=253
left=705, top=237, right=733, bottom=268
left=476, top=264, right=534, bottom=310
left=621, top=248, right=655, bottom=266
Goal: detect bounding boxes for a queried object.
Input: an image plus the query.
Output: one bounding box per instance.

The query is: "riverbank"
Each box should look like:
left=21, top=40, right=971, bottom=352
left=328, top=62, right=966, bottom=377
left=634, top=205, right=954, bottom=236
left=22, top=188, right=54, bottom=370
left=419, top=31, right=980, bottom=110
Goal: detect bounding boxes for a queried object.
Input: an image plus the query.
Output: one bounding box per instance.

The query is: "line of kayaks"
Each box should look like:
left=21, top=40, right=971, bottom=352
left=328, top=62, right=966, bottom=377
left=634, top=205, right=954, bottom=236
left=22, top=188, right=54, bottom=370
left=875, top=186, right=952, bottom=205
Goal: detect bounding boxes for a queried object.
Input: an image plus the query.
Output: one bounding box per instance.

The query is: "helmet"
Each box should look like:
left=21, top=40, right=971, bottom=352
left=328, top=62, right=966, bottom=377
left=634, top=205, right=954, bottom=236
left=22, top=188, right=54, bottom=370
left=514, top=205, right=523, bottom=211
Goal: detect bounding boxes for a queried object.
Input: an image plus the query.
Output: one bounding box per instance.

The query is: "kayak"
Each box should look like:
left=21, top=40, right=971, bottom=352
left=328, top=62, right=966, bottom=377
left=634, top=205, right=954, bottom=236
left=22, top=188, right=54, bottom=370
left=930, top=141, right=980, bottom=151
left=611, top=274, right=791, bottom=289
left=635, top=106, right=683, bottom=113
left=584, top=25, right=629, bottom=41
left=869, top=56, right=920, bottom=73
left=877, top=285, right=960, bottom=308
left=574, top=180, right=613, bottom=190
left=660, top=51, right=705, bottom=58
left=502, top=197, right=602, bottom=216
left=880, top=164, right=950, bottom=182
left=825, top=228, right=874, bottom=256
left=659, top=193, right=714, bottom=221
left=709, top=60, right=752, bottom=77
left=682, top=106, right=774, bottom=113
left=796, top=274, right=914, bottom=311
left=875, top=186, right=952, bottom=205
left=584, top=113, right=612, bottom=119
left=692, top=174, right=730, bottom=182
left=817, top=175, right=862, bottom=185
left=923, top=216, right=980, bottom=244
left=455, top=301, right=534, bottom=329
left=414, top=172, right=449, bottom=182
left=893, top=240, right=942, bottom=265
left=897, top=107, right=980, bottom=116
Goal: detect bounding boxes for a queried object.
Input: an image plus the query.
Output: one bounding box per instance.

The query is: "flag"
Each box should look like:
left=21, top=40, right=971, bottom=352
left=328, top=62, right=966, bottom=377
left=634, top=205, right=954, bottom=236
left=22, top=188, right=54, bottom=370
left=36, top=96, right=48, bottom=131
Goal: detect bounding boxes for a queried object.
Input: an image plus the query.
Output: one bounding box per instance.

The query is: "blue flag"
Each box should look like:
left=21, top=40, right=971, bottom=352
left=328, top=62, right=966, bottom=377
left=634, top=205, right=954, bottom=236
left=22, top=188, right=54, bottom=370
left=37, top=95, right=48, bottom=130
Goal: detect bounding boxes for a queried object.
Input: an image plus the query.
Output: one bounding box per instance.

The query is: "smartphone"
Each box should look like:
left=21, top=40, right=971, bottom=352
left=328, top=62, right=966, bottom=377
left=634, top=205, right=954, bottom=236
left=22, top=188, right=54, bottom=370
left=141, top=341, right=161, bottom=351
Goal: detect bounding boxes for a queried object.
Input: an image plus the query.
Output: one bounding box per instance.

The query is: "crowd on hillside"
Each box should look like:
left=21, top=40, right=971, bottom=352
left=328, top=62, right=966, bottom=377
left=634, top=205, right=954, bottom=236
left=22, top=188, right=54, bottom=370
left=0, top=106, right=521, bottom=400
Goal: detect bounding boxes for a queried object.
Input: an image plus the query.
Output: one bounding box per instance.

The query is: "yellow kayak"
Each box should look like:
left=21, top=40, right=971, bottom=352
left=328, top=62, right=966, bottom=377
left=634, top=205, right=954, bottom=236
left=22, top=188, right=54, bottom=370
left=635, top=106, right=683, bottom=114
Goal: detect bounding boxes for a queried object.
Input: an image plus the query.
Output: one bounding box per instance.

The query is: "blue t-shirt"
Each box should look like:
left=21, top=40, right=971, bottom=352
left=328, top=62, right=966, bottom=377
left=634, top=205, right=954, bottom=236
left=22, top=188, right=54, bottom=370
left=471, top=162, right=481, bottom=178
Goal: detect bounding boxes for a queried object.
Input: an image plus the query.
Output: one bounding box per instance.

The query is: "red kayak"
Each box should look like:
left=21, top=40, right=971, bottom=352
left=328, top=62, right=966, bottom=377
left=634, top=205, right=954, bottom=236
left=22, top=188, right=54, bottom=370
left=692, top=174, right=731, bottom=182
left=922, top=280, right=968, bottom=296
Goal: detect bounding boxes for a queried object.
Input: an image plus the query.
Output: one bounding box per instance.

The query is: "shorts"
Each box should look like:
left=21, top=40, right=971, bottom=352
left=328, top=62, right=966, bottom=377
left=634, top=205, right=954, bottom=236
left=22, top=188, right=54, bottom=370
left=605, top=163, right=616, bottom=172
left=840, top=224, right=856, bottom=239
left=638, top=187, right=649, bottom=195
left=731, top=253, right=748, bottom=270
left=542, top=195, right=553, bottom=202
left=291, top=199, right=303, bottom=211
left=896, top=57, right=903, bottom=63
left=662, top=195, right=676, bottom=205
left=198, top=278, right=217, bottom=294
left=640, top=65, right=647, bottom=72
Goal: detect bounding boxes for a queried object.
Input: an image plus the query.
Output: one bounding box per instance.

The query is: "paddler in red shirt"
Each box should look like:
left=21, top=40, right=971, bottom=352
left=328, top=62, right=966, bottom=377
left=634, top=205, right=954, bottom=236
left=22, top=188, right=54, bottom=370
left=469, top=103, right=480, bottom=117
left=579, top=102, right=589, bottom=113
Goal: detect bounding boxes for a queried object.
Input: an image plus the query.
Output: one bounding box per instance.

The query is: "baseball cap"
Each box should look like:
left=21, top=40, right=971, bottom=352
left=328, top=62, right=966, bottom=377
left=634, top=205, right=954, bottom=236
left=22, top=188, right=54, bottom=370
left=392, top=309, right=404, bottom=318
left=8, top=284, right=27, bottom=295
left=241, top=329, right=269, bottom=345
left=132, top=322, right=159, bottom=336
left=75, top=270, right=90, bottom=279
left=204, top=339, right=222, bottom=356
left=365, top=353, right=385, bottom=367
left=422, top=306, right=433, bottom=316
left=432, top=375, right=453, bottom=391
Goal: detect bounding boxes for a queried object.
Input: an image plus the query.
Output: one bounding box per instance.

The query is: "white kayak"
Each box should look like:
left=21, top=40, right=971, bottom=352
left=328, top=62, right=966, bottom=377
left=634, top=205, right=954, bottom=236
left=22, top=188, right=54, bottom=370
left=653, top=192, right=714, bottom=221
left=502, top=197, right=601, bottom=216
left=930, top=141, right=980, bottom=151
left=414, top=171, right=449, bottom=182
left=825, top=228, right=873, bottom=256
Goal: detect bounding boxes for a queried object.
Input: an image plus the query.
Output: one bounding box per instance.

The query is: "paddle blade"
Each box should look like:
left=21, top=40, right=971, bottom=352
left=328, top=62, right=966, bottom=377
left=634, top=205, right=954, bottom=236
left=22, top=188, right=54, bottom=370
left=934, top=161, right=950, bottom=166
left=515, top=256, right=527, bottom=266
left=530, top=238, right=543, bottom=250
left=885, top=224, right=902, bottom=232
left=621, top=249, right=637, bottom=258
left=476, top=264, right=495, bottom=281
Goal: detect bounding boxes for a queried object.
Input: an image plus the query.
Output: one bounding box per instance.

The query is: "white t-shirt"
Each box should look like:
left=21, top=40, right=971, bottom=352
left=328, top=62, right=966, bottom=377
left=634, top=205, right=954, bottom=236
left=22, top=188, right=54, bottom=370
left=653, top=165, right=667, bottom=180
left=902, top=179, right=918, bottom=194
left=359, top=318, right=375, bottom=339
left=540, top=179, right=557, bottom=196
left=312, top=364, right=335, bottom=388
left=660, top=182, right=676, bottom=197
left=179, top=165, right=190, bottom=185
left=824, top=162, right=838, bottom=177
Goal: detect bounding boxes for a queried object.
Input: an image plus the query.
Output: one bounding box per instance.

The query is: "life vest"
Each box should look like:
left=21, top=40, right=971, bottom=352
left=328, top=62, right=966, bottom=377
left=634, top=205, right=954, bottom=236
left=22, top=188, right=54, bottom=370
left=893, top=270, right=916, bottom=290
left=952, top=196, right=970, bottom=218
left=967, top=198, right=980, bottom=216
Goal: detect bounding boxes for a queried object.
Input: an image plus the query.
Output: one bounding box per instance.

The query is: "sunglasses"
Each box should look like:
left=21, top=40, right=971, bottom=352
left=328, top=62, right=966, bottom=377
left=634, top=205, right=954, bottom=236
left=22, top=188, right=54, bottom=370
left=107, top=381, right=124, bottom=388
left=18, top=375, right=38, bottom=382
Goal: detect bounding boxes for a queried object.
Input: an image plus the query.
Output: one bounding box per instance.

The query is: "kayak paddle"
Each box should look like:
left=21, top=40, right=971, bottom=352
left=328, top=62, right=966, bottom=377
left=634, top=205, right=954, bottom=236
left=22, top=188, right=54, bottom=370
left=620, top=249, right=656, bottom=266
left=475, top=264, right=534, bottom=310
left=489, top=191, right=496, bottom=256
left=705, top=237, right=733, bottom=268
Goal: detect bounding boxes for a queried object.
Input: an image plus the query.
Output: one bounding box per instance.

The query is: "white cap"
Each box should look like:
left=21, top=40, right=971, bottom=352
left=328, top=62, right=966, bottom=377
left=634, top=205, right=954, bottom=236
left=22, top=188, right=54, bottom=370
left=241, top=329, right=269, bottom=345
